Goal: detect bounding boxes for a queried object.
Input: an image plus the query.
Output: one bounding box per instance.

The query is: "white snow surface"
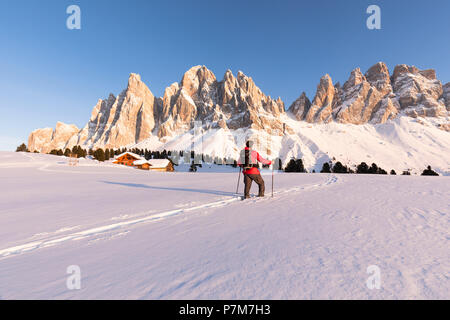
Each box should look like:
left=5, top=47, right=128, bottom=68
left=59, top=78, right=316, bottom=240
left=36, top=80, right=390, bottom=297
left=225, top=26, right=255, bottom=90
left=132, top=116, right=450, bottom=175
left=0, top=152, right=449, bottom=299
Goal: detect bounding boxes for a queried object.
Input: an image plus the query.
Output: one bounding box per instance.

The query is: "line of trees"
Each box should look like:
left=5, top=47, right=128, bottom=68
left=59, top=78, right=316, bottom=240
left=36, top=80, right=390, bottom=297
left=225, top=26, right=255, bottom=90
left=42, top=145, right=244, bottom=165
left=49, top=145, right=88, bottom=158
left=355, top=162, right=387, bottom=174
left=15, top=142, right=442, bottom=176
left=284, top=157, right=440, bottom=176
left=284, top=159, right=306, bottom=172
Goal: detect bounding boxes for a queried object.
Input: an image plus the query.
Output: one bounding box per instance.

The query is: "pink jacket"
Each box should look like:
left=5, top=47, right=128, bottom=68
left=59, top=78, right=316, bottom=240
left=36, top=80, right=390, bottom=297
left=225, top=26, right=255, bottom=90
left=238, top=147, right=272, bottom=175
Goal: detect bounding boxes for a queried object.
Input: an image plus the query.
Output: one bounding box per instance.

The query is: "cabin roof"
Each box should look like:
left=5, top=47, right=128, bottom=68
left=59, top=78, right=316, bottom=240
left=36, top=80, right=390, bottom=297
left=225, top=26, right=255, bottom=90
left=115, top=152, right=143, bottom=160
left=133, top=159, right=171, bottom=168
left=133, top=159, right=149, bottom=165
left=148, top=159, right=171, bottom=168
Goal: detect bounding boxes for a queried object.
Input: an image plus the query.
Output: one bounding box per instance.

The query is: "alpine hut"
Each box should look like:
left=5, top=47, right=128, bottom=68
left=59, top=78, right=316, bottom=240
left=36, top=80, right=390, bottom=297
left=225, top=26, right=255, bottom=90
left=133, top=159, right=174, bottom=172
left=113, top=152, right=143, bottom=167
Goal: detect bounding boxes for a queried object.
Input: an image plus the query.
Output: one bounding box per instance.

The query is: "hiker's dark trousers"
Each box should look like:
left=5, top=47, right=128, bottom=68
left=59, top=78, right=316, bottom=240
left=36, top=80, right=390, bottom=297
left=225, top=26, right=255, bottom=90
left=244, top=173, right=265, bottom=198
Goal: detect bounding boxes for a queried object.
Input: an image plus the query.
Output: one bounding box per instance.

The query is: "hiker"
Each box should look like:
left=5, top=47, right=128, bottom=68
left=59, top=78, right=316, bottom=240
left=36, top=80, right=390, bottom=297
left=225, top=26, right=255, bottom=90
left=238, top=141, right=272, bottom=199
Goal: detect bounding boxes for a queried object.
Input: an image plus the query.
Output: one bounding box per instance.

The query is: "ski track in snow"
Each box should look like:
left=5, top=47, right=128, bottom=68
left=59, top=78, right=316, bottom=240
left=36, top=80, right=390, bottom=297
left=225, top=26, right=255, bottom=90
left=1, top=152, right=448, bottom=299
left=0, top=175, right=339, bottom=260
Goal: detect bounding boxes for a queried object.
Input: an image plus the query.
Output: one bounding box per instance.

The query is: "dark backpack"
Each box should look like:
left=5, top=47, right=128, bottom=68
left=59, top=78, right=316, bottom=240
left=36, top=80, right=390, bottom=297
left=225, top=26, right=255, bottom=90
left=243, top=148, right=258, bottom=168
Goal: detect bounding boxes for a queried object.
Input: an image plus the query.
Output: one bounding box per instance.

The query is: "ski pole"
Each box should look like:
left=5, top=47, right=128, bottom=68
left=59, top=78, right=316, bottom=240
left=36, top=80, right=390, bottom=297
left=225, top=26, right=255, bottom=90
left=236, top=166, right=242, bottom=195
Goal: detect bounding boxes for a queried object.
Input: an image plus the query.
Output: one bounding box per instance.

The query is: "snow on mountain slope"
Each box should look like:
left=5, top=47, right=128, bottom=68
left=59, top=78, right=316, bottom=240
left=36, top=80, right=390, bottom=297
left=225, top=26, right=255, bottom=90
left=0, top=152, right=448, bottom=299
left=131, top=116, right=450, bottom=175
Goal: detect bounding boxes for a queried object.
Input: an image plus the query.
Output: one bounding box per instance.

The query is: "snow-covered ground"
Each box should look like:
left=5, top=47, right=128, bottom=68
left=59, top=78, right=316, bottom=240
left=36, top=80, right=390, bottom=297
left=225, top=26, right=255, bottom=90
left=0, top=152, right=448, bottom=299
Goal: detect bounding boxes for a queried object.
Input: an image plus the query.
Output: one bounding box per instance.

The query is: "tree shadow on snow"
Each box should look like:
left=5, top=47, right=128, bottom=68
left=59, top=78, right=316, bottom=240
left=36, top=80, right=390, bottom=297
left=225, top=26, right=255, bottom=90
left=100, top=180, right=236, bottom=197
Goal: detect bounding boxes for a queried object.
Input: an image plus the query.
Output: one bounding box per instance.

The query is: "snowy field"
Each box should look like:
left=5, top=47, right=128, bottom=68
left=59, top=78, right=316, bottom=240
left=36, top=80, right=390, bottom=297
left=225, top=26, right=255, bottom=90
left=0, top=151, right=448, bottom=299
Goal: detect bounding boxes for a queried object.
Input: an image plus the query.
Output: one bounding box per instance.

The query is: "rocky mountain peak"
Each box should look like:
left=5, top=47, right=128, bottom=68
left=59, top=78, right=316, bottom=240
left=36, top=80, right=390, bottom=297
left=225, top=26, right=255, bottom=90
left=343, top=68, right=366, bottom=91
left=236, top=70, right=256, bottom=92
left=127, top=72, right=141, bottom=85
left=180, top=65, right=217, bottom=97
left=418, top=69, right=436, bottom=80
left=28, top=122, right=79, bottom=153
left=27, top=62, right=449, bottom=152
left=391, top=64, right=445, bottom=117
left=288, top=92, right=311, bottom=120
left=303, top=74, right=335, bottom=123
left=126, top=73, right=154, bottom=100
left=392, top=64, right=437, bottom=82
left=236, top=70, right=246, bottom=81
left=158, top=66, right=287, bottom=137
left=294, top=62, right=448, bottom=125
left=365, top=62, right=392, bottom=95
left=65, top=73, right=160, bottom=149
left=313, top=74, right=335, bottom=102
left=223, top=69, right=234, bottom=81
left=392, top=64, right=420, bottom=82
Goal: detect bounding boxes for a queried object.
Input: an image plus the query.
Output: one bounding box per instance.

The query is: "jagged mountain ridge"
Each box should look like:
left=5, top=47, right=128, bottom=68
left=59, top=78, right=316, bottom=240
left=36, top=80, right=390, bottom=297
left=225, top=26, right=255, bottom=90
left=29, top=65, right=288, bottom=153
left=28, top=62, right=449, bottom=156
left=157, top=66, right=286, bottom=139
left=288, top=62, right=449, bottom=124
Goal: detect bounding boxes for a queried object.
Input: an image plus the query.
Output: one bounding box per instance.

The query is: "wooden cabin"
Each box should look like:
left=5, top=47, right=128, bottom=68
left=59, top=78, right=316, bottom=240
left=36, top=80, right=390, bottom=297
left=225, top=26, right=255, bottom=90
left=147, top=159, right=174, bottom=172
left=133, top=159, right=151, bottom=170
left=113, top=152, right=142, bottom=166
left=133, top=159, right=174, bottom=172
left=113, top=152, right=174, bottom=172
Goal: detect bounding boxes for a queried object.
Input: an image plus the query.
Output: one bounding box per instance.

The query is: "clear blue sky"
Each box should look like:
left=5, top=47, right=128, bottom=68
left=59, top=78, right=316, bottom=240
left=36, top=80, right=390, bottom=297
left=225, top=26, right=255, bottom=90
left=0, top=0, right=449, bottom=150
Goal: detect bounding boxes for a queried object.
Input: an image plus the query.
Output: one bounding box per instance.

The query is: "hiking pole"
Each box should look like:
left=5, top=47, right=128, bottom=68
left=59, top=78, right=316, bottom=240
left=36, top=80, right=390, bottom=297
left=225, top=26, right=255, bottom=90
left=236, top=166, right=242, bottom=195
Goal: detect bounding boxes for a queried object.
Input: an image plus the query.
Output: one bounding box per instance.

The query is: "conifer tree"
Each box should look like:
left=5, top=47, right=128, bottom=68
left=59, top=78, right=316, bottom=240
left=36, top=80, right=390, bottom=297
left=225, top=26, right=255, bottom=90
left=78, top=148, right=86, bottom=158
left=297, top=159, right=306, bottom=172
left=94, top=148, right=105, bottom=161
left=421, top=165, right=439, bottom=176
left=357, top=162, right=369, bottom=174
left=332, top=161, right=348, bottom=173
left=15, top=143, right=28, bottom=152
left=368, top=163, right=378, bottom=174
left=285, top=159, right=306, bottom=172
left=320, top=162, right=331, bottom=173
